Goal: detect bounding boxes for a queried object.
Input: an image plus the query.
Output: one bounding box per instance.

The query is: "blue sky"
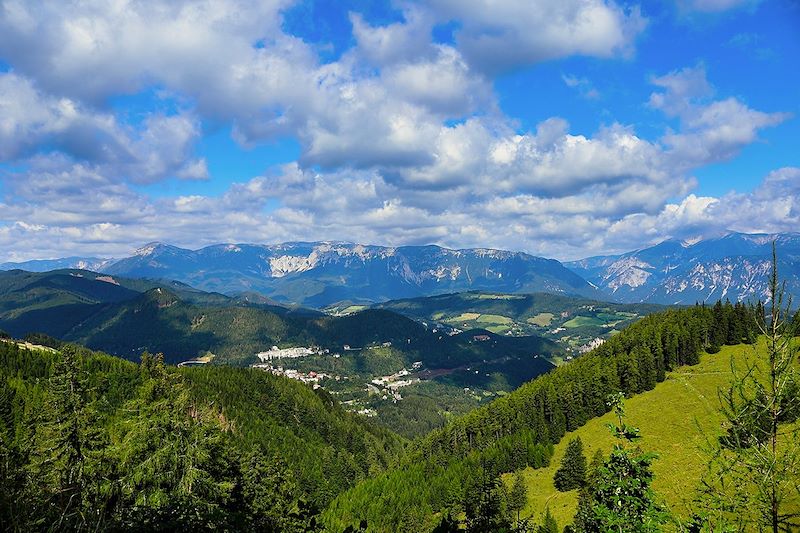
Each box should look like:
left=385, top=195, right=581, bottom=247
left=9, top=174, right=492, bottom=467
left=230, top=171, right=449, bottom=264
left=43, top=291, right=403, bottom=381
left=0, top=0, right=798, bottom=261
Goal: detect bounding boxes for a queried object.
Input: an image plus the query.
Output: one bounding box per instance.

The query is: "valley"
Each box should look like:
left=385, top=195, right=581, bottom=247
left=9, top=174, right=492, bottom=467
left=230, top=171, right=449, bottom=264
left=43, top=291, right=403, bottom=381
left=0, top=269, right=558, bottom=437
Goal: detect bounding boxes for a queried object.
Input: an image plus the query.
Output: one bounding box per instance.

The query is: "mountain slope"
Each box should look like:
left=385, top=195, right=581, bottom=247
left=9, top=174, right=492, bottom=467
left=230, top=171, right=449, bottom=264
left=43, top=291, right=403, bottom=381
left=102, top=241, right=599, bottom=307
left=320, top=303, right=760, bottom=530
left=517, top=342, right=743, bottom=526
left=0, top=269, right=311, bottom=341
left=568, top=232, right=800, bottom=304
left=0, top=273, right=557, bottom=371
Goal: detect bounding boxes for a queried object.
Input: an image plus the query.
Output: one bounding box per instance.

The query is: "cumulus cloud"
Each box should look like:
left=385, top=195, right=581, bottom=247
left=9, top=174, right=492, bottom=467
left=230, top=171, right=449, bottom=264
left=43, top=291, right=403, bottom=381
left=0, top=1, right=793, bottom=263
left=605, top=167, right=800, bottom=250
left=0, top=0, right=490, bottom=163
left=428, top=0, right=647, bottom=73
left=349, top=7, right=435, bottom=67
left=0, top=72, right=206, bottom=183
left=0, top=0, right=293, bottom=103
left=649, top=65, right=789, bottom=168
left=0, top=153, right=794, bottom=262
left=662, top=97, right=789, bottom=166
left=648, top=64, right=714, bottom=117
left=0, top=62, right=790, bottom=261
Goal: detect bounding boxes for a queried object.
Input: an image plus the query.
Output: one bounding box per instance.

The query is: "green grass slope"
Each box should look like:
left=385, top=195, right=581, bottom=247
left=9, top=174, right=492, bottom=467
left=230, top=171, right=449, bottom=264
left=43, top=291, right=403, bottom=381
left=516, top=343, right=738, bottom=527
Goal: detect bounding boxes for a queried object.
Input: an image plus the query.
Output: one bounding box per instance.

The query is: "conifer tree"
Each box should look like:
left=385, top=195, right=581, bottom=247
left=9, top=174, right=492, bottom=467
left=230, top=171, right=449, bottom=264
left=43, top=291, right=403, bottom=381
left=0, top=374, right=26, bottom=529
left=113, top=352, right=238, bottom=529
left=537, top=507, right=558, bottom=533
left=507, top=471, right=528, bottom=525
left=35, top=345, right=110, bottom=531
left=553, top=436, right=587, bottom=491
left=698, top=243, right=800, bottom=532
left=570, top=393, right=667, bottom=532
left=465, top=460, right=511, bottom=533
left=711, top=300, right=726, bottom=349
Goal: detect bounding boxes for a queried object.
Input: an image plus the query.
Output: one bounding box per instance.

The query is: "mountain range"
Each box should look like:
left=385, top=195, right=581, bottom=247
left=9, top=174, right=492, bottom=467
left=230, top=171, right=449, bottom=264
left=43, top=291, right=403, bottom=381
left=568, top=232, right=800, bottom=304
left=10, top=242, right=596, bottom=307
left=2, top=232, right=798, bottom=306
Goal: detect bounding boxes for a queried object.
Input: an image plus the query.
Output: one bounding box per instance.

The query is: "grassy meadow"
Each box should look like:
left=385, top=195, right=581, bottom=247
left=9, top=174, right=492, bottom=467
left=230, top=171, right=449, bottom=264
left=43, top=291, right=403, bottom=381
left=511, top=342, right=749, bottom=527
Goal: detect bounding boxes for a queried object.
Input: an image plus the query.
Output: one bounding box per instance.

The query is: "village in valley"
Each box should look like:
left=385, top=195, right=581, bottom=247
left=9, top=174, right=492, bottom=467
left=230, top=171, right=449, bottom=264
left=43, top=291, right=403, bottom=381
left=249, top=343, right=430, bottom=416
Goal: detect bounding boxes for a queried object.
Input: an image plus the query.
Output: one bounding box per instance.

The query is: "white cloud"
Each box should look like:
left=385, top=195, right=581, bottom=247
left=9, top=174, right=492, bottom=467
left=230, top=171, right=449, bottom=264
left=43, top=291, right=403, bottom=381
left=648, top=64, right=714, bottom=117
left=649, top=65, right=790, bottom=168
left=0, top=0, right=793, bottom=264
left=349, top=8, right=434, bottom=67
left=562, top=74, right=601, bottom=100
left=0, top=0, right=293, bottom=103
left=662, top=97, right=789, bottom=166
left=428, top=0, right=647, bottom=73
left=0, top=72, right=205, bottom=183
left=605, top=167, right=800, bottom=250
left=1, top=153, right=798, bottom=262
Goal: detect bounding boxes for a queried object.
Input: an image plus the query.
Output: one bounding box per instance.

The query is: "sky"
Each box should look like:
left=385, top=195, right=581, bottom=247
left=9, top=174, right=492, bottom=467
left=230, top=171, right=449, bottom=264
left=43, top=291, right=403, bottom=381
left=0, top=0, right=798, bottom=262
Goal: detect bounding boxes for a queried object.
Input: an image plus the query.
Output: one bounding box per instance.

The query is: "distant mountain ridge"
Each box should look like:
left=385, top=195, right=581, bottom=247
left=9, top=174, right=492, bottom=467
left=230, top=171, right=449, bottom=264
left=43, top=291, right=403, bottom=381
left=98, top=241, right=598, bottom=307
left=0, top=257, right=115, bottom=272
left=3, top=232, right=799, bottom=306
left=567, top=232, right=800, bottom=304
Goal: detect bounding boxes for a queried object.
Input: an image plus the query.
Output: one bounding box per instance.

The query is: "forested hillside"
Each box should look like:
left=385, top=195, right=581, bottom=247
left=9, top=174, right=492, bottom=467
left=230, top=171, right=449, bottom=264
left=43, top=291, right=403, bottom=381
left=322, top=300, right=764, bottom=531
left=0, top=269, right=556, bottom=369
left=0, top=339, right=403, bottom=531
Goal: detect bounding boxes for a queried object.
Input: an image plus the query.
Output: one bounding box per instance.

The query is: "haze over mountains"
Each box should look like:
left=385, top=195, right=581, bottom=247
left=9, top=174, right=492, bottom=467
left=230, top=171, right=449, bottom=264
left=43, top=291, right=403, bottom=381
left=2, top=232, right=798, bottom=306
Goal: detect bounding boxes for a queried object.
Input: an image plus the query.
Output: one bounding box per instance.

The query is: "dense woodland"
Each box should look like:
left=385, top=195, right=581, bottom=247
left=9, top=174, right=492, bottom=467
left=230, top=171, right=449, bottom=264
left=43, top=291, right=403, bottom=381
left=0, top=339, right=402, bottom=532
left=0, top=299, right=793, bottom=531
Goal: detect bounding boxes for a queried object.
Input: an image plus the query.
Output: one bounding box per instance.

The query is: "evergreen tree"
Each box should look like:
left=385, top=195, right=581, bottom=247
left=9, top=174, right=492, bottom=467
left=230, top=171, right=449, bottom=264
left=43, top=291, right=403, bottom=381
left=464, top=461, right=511, bottom=533
left=698, top=243, right=800, bottom=532
left=711, top=300, right=727, bottom=348
left=0, top=374, right=27, bottom=530
left=33, top=345, right=110, bottom=531
left=553, top=437, right=587, bottom=491
left=112, top=353, right=239, bottom=530
left=571, top=393, right=667, bottom=532
left=507, top=471, right=528, bottom=525
left=432, top=512, right=461, bottom=533
left=241, top=450, right=319, bottom=532
left=537, top=507, right=558, bottom=533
